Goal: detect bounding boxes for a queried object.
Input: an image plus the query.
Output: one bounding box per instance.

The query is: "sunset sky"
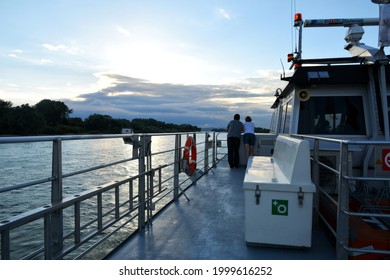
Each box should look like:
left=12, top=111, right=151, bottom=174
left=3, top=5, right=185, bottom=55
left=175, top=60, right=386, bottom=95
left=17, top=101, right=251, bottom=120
left=0, top=0, right=382, bottom=128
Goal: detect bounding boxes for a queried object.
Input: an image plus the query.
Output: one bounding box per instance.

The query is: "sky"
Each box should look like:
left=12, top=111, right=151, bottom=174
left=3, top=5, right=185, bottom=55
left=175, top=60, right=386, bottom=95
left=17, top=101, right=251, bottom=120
left=0, top=0, right=383, bottom=129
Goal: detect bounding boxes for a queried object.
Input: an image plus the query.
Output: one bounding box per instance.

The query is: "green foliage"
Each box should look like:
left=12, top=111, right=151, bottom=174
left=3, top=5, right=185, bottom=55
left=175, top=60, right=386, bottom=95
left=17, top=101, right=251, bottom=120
left=0, top=99, right=200, bottom=135
left=6, top=104, right=47, bottom=135
left=34, top=99, right=73, bottom=126
left=130, top=118, right=199, bottom=133
left=255, top=127, right=270, bottom=133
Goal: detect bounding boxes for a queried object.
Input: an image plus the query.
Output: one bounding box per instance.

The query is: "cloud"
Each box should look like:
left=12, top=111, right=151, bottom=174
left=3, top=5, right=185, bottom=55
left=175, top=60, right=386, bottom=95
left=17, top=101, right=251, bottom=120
left=64, top=72, right=285, bottom=129
left=39, top=58, right=54, bottom=65
left=116, top=25, right=131, bottom=37
left=217, top=8, right=231, bottom=20
left=7, top=49, right=24, bottom=58
left=42, top=43, right=81, bottom=55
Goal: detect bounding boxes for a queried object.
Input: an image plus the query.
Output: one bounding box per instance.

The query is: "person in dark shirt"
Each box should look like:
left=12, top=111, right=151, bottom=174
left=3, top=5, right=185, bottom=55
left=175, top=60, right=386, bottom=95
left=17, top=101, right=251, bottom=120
left=226, top=114, right=244, bottom=168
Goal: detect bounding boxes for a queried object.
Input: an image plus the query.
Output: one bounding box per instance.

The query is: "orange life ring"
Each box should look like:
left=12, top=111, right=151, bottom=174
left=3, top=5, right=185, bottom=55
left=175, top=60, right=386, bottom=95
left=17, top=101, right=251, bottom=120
left=183, top=136, right=197, bottom=176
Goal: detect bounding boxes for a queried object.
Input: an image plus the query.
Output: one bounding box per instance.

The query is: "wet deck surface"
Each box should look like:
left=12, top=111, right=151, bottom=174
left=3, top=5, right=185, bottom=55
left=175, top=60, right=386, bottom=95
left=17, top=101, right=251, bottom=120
left=106, top=158, right=336, bottom=260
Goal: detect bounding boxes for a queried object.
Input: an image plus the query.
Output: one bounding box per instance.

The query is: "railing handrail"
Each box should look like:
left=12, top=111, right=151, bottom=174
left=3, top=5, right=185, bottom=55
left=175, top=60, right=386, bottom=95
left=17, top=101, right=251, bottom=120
left=0, top=131, right=206, bottom=144
left=291, top=133, right=390, bottom=145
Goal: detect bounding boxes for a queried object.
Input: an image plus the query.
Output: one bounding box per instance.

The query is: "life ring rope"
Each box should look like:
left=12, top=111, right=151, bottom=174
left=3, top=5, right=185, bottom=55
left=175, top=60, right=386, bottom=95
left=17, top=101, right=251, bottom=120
left=182, top=136, right=197, bottom=176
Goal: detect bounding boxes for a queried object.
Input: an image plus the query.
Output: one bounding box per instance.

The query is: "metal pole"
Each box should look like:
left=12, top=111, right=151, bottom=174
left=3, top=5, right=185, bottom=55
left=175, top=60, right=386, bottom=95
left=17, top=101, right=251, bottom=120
left=212, top=132, right=217, bottom=167
left=336, top=141, right=350, bottom=259
left=173, top=134, right=180, bottom=201
left=51, top=138, right=64, bottom=259
left=1, top=230, right=10, bottom=259
left=379, top=64, right=390, bottom=140
left=312, top=139, right=320, bottom=226
left=204, top=132, right=209, bottom=173
left=138, top=136, right=146, bottom=228
left=191, top=133, right=197, bottom=183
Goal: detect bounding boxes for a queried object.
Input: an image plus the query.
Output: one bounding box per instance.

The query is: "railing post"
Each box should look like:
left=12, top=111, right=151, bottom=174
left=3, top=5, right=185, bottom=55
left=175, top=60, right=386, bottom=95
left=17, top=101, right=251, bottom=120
left=44, top=214, right=52, bottom=259
left=191, top=133, right=197, bottom=183
left=97, top=193, right=103, bottom=230
left=129, top=180, right=134, bottom=212
left=50, top=138, right=64, bottom=259
left=204, top=132, right=209, bottom=173
left=337, top=141, right=350, bottom=260
left=173, top=134, right=180, bottom=201
left=147, top=170, right=155, bottom=227
left=212, top=132, right=217, bottom=167
left=1, top=230, right=10, bottom=260
left=312, top=139, right=320, bottom=226
left=138, top=136, right=146, bottom=228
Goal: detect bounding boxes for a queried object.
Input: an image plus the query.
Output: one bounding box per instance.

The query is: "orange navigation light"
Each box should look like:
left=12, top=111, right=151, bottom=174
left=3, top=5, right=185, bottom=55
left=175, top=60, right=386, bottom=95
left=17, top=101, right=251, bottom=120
left=287, top=53, right=294, bottom=62
left=294, top=13, right=302, bottom=22
left=294, top=13, right=303, bottom=27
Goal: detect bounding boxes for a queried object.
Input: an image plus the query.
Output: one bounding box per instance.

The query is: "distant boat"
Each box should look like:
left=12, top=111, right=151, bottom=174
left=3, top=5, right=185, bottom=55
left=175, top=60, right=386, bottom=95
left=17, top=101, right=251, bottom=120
left=121, top=128, right=134, bottom=144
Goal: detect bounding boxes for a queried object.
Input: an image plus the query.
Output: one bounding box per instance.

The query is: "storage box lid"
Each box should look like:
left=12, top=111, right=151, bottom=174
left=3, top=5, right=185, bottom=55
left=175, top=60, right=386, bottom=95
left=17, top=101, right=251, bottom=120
left=243, top=157, right=316, bottom=193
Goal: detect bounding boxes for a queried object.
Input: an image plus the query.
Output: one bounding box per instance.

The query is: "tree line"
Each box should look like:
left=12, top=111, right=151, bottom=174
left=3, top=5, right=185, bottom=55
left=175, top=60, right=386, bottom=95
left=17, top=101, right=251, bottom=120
left=0, top=99, right=201, bottom=136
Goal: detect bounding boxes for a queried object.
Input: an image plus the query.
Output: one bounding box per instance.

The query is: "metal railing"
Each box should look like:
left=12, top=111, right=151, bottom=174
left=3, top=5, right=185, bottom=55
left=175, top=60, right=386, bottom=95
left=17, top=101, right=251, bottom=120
left=0, top=132, right=227, bottom=260
left=293, top=134, right=390, bottom=260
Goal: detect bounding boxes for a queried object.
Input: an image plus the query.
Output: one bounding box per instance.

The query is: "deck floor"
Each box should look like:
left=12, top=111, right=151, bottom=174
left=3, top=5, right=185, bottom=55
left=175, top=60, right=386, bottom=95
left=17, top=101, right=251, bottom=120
left=105, top=158, right=336, bottom=260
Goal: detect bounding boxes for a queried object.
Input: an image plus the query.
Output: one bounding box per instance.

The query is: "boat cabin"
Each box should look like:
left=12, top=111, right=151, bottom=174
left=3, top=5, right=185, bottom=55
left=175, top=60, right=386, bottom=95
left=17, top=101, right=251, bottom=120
left=256, top=8, right=390, bottom=259
left=271, top=63, right=390, bottom=140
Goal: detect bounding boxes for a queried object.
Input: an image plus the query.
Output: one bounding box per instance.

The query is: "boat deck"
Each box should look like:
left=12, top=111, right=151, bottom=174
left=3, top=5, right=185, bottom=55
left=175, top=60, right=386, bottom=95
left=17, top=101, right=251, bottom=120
left=105, top=158, right=336, bottom=260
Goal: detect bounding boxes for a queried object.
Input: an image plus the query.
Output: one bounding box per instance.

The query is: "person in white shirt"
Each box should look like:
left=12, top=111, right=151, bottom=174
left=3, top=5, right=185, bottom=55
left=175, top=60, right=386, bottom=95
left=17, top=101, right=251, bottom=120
left=243, top=116, right=255, bottom=163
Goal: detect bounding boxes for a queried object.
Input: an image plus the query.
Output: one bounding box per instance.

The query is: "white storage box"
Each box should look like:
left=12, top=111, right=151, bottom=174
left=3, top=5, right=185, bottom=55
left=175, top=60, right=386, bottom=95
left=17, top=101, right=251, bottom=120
left=243, top=136, right=316, bottom=248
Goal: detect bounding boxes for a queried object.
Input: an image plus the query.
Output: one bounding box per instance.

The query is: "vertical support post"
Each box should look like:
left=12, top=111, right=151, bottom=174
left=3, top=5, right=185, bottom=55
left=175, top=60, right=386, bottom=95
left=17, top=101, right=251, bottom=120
left=337, top=141, right=350, bottom=260
left=212, top=132, right=217, bottom=167
left=312, top=139, right=320, bottom=226
left=115, top=186, right=120, bottom=219
left=1, top=230, right=10, bottom=260
left=146, top=136, right=152, bottom=201
left=173, top=134, right=180, bottom=201
left=204, top=132, right=209, bottom=173
left=74, top=201, right=81, bottom=244
left=158, top=168, right=162, bottom=192
left=297, top=21, right=303, bottom=61
left=129, top=180, right=133, bottom=212
left=51, top=138, right=63, bottom=259
left=138, top=136, right=146, bottom=228
left=379, top=65, right=389, bottom=140
left=191, top=133, right=197, bottom=183
left=44, top=214, right=52, bottom=259
left=97, top=193, right=103, bottom=230
left=147, top=171, right=154, bottom=227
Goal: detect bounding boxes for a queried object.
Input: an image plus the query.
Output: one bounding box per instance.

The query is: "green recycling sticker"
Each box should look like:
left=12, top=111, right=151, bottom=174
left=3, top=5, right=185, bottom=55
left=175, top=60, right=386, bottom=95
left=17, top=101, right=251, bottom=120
left=272, top=199, right=288, bottom=216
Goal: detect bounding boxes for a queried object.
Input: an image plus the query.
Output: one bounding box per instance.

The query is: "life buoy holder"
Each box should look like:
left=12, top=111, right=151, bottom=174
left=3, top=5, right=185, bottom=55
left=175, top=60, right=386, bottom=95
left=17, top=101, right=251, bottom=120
left=182, top=136, right=197, bottom=176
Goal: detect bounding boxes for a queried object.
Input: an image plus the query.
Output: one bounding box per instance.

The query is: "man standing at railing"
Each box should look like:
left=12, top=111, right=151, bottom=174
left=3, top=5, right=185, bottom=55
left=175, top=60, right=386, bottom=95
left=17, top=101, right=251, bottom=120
left=226, top=114, right=244, bottom=168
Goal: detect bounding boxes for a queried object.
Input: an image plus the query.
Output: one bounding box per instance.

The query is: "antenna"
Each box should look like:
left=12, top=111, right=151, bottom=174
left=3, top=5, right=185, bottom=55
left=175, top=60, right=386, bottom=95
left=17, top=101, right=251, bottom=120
left=280, top=58, right=286, bottom=79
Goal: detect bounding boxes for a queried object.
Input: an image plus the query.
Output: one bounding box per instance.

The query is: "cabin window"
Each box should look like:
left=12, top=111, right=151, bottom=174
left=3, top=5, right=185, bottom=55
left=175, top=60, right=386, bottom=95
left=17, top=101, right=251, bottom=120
left=283, top=100, right=293, bottom=133
left=270, top=111, right=277, bottom=133
left=280, top=100, right=292, bottom=134
left=298, top=96, right=366, bottom=135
